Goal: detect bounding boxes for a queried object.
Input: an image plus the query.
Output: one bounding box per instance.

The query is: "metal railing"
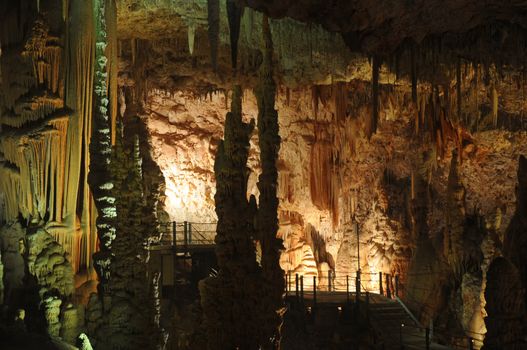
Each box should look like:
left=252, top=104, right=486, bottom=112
left=157, top=221, right=216, bottom=249
left=285, top=270, right=401, bottom=297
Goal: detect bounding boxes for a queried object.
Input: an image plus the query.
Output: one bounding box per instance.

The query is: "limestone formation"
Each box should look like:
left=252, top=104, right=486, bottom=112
left=200, top=86, right=265, bottom=349
left=1, top=1, right=527, bottom=349
left=503, top=155, right=527, bottom=305
left=483, top=257, right=526, bottom=349
left=26, top=228, right=75, bottom=298
left=255, top=15, right=285, bottom=345
left=0, top=223, right=26, bottom=307
left=101, top=125, right=164, bottom=350
left=89, top=0, right=118, bottom=291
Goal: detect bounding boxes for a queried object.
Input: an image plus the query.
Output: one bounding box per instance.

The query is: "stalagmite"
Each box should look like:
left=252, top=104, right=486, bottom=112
left=105, top=124, right=164, bottom=350
left=255, top=14, right=284, bottom=346
left=200, top=86, right=265, bottom=349
left=88, top=0, right=117, bottom=290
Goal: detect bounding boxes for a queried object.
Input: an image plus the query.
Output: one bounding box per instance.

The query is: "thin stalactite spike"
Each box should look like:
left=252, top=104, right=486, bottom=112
left=207, top=0, right=220, bottom=72
left=226, top=0, right=243, bottom=71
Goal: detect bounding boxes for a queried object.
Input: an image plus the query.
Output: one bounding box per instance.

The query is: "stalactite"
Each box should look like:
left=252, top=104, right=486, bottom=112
left=207, top=0, right=220, bottom=71
left=457, top=57, right=462, bottom=121
left=63, top=0, right=96, bottom=272
left=312, top=85, right=320, bottom=119
left=0, top=93, right=63, bottom=127
left=89, top=0, right=117, bottom=291
left=62, top=0, right=68, bottom=21
left=0, top=164, right=22, bottom=221
left=491, top=83, right=498, bottom=128
left=187, top=21, right=196, bottom=56
left=105, top=0, right=118, bottom=145
left=0, top=115, right=69, bottom=225
left=226, top=0, right=243, bottom=70
left=369, top=55, right=381, bottom=138
left=333, top=82, right=347, bottom=123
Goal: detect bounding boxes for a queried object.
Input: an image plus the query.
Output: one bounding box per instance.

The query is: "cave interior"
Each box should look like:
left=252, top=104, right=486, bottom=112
left=0, top=0, right=526, bottom=349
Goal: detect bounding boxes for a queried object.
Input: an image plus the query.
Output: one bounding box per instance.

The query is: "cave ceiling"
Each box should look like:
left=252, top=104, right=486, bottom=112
left=117, top=0, right=527, bottom=94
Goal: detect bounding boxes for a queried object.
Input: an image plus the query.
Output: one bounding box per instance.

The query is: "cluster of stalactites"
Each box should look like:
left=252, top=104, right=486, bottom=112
left=0, top=116, right=69, bottom=223
left=309, top=82, right=355, bottom=227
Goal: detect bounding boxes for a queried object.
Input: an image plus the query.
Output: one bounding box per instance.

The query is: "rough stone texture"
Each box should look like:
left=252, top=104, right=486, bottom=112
left=240, top=0, right=527, bottom=54
left=60, top=303, right=80, bottom=344
left=483, top=257, right=526, bottom=349
left=199, top=86, right=265, bottom=349
left=26, top=228, right=75, bottom=298
left=0, top=250, right=3, bottom=305
left=145, top=78, right=527, bottom=348
left=116, top=0, right=368, bottom=91
left=255, top=17, right=285, bottom=344
left=40, top=295, right=62, bottom=337
left=0, top=223, right=25, bottom=307
left=503, top=155, right=527, bottom=305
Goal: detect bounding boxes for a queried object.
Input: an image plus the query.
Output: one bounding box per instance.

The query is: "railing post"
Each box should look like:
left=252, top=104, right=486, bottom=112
left=366, top=291, right=370, bottom=322
left=172, top=221, right=177, bottom=247
left=400, top=323, right=404, bottom=349
left=468, top=337, right=474, bottom=350
left=346, top=275, right=350, bottom=304
left=425, top=328, right=430, bottom=350
left=386, top=273, right=392, bottom=299
left=300, top=275, right=304, bottom=304
left=295, top=273, right=299, bottom=302
left=379, top=271, right=383, bottom=296
left=172, top=221, right=177, bottom=299
left=184, top=221, right=189, bottom=252
left=395, top=275, right=399, bottom=297
left=355, top=270, right=361, bottom=304
left=313, top=276, right=317, bottom=308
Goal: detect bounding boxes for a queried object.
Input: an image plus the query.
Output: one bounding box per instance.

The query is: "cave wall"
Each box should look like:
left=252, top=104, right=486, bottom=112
left=0, top=0, right=526, bottom=348
left=0, top=0, right=101, bottom=275
left=139, top=50, right=527, bottom=346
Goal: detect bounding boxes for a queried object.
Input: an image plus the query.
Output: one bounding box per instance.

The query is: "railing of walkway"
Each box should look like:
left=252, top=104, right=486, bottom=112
left=285, top=270, right=485, bottom=350
left=397, top=276, right=486, bottom=350
left=285, top=271, right=401, bottom=296
left=158, top=221, right=216, bottom=248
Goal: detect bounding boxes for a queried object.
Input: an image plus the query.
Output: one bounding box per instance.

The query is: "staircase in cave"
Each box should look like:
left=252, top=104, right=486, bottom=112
left=368, top=296, right=438, bottom=349
left=290, top=292, right=457, bottom=349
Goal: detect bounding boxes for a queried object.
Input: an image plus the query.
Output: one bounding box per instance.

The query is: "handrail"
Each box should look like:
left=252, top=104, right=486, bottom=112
left=395, top=296, right=423, bottom=328
left=156, top=221, right=217, bottom=249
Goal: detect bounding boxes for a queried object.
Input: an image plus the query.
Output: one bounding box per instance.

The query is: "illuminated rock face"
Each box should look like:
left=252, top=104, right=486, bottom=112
left=26, top=228, right=75, bottom=298
left=0, top=1, right=527, bottom=349
left=144, top=77, right=527, bottom=346
left=0, top=223, right=26, bottom=307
